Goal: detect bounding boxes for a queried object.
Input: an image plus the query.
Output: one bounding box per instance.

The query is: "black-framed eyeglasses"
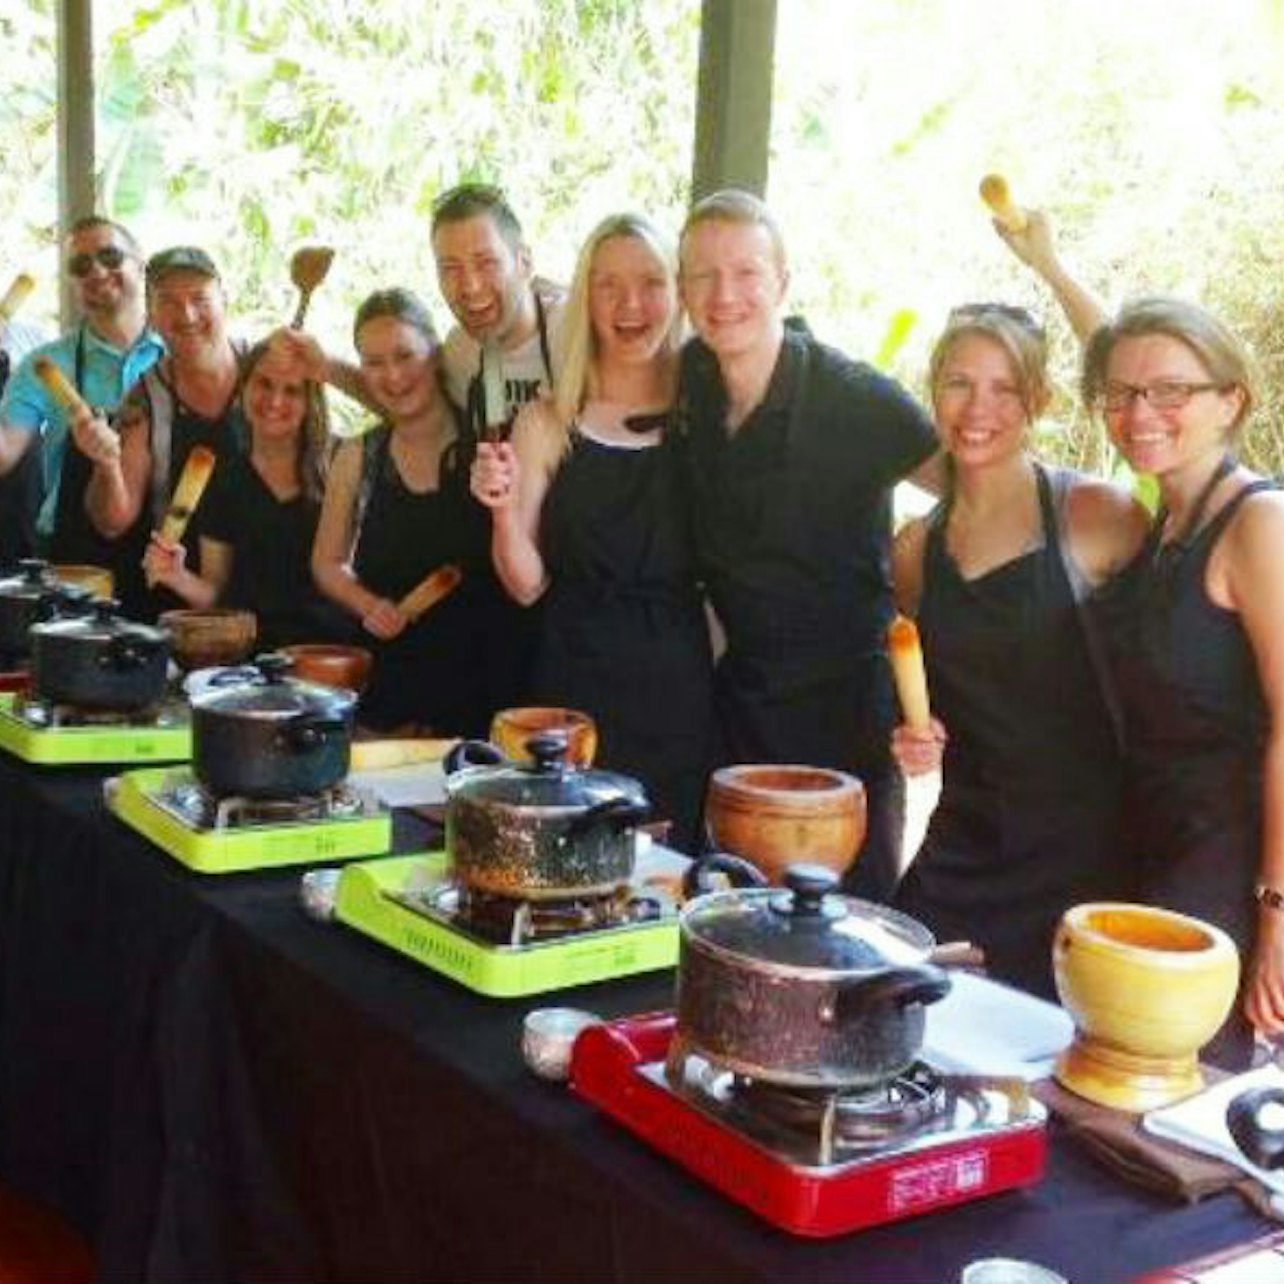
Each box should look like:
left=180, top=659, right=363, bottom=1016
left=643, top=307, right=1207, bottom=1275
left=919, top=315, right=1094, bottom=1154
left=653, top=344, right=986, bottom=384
left=947, top=301, right=1045, bottom=338
left=68, top=245, right=128, bottom=278
left=1101, top=380, right=1228, bottom=412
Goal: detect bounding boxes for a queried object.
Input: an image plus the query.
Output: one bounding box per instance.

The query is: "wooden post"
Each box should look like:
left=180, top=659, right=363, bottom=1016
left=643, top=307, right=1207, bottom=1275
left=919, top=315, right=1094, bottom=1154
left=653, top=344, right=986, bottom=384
left=691, top=0, right=778, bottom=202
left=57, top=0, right=96, bottom=325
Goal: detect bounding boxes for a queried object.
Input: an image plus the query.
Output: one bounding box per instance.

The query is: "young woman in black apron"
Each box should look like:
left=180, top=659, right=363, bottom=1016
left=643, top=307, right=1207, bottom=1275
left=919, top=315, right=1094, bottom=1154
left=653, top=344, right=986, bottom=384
left=1083, top=297, right=1284, bottom=1069
left=892, top=305, right=1148, bottom=999
left=470, top=215, right=714, bottom=851
left=313, top=290, right=495, bottom=735
left=141, top=340, right=342, bottom=649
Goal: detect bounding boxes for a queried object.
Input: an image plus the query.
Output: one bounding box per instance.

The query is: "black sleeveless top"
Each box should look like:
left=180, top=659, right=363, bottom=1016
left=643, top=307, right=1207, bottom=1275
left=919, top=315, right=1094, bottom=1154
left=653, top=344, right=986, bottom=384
left=1094, top=477, right=1277, bottom=1068
left=1097, top=480, right=1275, bottom=905
left=535, top=427, right=712, bottom=851
left=349, top=423, right=492, bottom=733
left=894, top=465, right=1127, bottom=998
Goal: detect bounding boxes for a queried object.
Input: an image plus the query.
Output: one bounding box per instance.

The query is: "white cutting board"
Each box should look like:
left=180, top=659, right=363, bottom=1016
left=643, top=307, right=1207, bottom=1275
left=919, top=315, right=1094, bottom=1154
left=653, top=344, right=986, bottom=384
left=923, top=971, right=1075, bottom=1081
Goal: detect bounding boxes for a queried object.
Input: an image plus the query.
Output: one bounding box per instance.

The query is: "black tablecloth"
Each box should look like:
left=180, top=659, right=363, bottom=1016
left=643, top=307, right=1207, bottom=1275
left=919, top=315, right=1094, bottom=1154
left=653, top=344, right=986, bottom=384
left=0, top=751, right=1272, bottom=1283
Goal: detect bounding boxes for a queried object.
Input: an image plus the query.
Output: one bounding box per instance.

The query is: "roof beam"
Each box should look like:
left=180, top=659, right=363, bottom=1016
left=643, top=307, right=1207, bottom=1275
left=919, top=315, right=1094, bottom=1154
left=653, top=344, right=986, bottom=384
left=691, top=0, right=777, bottom=201
left=57, top=0, right=96, bottom=323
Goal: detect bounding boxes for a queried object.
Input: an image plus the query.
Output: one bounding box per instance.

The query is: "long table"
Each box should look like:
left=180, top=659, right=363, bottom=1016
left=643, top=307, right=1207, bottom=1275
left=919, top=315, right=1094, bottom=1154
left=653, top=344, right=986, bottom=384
left=0, top=751, right=1272, bottom=1283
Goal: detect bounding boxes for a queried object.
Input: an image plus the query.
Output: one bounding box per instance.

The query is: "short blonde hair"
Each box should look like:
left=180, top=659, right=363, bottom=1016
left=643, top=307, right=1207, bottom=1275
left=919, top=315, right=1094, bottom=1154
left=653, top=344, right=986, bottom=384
left=929, top=303, right=1051, bottom=421
left=679, top=188, right=787, bottom=276
left=1082, top=296, right=1256, bottom=436
left=551, top=213, right=682, bottom=442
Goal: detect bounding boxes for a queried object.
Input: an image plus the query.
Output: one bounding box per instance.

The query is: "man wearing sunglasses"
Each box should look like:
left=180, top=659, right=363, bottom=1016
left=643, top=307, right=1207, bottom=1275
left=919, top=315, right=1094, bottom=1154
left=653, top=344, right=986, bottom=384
left=0, top=217, right=162, bottom=565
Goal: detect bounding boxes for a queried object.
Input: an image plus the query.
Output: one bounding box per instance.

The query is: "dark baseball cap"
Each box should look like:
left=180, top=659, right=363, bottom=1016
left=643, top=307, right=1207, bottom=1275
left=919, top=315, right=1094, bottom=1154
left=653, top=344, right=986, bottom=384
left=145, top=246, right=220, bottom=289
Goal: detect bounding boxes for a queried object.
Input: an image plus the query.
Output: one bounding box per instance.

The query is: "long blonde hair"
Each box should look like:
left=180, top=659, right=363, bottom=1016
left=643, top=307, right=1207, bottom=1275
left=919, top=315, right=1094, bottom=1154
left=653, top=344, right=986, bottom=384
left=550, top=213, right=683, bottom=454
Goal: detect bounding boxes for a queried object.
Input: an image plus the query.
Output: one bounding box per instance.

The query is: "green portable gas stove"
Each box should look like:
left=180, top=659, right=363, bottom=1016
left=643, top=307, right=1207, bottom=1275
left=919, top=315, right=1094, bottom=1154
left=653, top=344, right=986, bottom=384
left=334, top=848, right=682, bottom=998
left=0, top=690, right=191, bottom=765
left=106, top=765, right=393, bottom=874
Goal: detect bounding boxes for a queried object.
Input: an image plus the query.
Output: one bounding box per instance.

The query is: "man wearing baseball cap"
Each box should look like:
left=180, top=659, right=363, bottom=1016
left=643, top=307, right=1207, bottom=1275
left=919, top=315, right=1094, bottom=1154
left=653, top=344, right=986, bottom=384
left=73, top=245, right=246, bottom=616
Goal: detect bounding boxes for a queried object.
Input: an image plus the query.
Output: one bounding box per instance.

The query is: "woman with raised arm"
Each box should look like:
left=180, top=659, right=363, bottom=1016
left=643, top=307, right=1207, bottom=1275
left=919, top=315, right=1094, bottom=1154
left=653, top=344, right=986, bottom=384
left=1084, top=298, right=1284, bottom=1068
left=470, top=214, right=713, bottom=850
left=891, top=304, right=1147, bottom=999
left=142, top=339, right=340, bottom=649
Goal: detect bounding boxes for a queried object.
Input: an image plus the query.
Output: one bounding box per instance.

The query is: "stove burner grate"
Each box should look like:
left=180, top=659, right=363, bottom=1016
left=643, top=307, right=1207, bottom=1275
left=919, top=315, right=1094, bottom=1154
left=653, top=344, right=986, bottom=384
left=423, top=881, right=669, bottom=947
left=663, top=1036, right=1032, bottom=1167
left=14, top=691, right=183, bottom=730
left=158, top=776, right=370, bottom=830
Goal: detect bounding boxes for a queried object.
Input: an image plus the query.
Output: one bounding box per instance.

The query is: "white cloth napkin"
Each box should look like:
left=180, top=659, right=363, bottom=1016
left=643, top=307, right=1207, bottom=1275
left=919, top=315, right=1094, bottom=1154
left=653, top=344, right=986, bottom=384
left=1143, top=1063, right=1284, bottom=1196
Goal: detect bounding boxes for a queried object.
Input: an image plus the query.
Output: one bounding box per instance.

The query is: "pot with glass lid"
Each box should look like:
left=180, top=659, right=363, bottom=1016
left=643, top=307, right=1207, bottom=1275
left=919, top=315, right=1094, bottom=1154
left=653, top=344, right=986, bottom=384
left=189, top=653, right=356, bottom=798
left=29, top=598, right=170, bottom=710
left=443, top=731, right=650, bottom=900
left=675, top=863, right=951, bottom=1090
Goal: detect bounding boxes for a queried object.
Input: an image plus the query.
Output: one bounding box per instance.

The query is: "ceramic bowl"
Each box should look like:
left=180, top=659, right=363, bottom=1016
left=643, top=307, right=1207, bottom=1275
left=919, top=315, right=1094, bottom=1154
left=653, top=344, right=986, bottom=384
left=160, top=609, right=257, bottom=672
left=282, top=643, right=373, bottom=693
left=521, top=1008, right=602, bottom=1082
left=490, top=707, right=598, bottom=768
left=1053, top=902, right=1241, bottom=1111
left=705, top=763, right=866, bottom=884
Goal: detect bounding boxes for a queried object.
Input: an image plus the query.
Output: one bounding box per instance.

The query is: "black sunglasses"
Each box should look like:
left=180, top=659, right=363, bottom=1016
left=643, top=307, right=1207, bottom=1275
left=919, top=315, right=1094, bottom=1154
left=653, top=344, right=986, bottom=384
left=68, top=245, right=128, bottom=278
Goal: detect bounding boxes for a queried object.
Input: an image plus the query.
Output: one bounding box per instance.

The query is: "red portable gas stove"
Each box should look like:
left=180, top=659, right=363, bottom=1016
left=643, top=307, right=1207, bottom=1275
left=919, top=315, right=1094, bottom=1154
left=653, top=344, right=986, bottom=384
left=570, top=1011, right=1047, bottom=1237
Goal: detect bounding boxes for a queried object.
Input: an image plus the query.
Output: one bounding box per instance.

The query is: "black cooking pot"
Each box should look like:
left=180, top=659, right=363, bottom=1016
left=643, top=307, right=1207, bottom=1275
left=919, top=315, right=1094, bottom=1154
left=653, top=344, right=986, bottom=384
left=0, top=559, right=68, bottom=658
left=29, top=598, right=170, bottom=710
left=675, top=864, right=951, bottom=1089
left=443, top=731, right=650, bottom=900
left=190, top=653, right=356, bottom=799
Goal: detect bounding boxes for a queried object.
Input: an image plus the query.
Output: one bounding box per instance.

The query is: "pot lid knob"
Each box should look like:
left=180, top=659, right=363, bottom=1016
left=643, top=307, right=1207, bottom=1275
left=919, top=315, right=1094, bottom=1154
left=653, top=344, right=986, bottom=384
left=255, top=651, right=293, bottom=684
left=92, top=596, right=122, bottom=621
left=526, top=730, right=569, bottom=773
left=776, top=863, right=841, bottom=919
left=18, top=557, right=48, bottom=583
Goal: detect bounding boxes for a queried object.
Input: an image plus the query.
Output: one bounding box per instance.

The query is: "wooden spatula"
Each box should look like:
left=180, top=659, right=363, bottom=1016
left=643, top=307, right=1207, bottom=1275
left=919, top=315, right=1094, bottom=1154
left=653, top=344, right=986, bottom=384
left=290, top=246, right=335, bottom=328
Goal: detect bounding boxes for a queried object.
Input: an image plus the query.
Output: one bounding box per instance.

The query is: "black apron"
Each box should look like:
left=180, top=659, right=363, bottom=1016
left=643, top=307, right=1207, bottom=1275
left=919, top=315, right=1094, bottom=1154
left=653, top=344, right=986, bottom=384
left=47, top=329, right=137, bottom=577
left=0, top=348, right=42, bottom=568
left=535, top=429, right=713, bottom=852
left=894, top=465, right=1127, bottom=999
left=351, top=426, right=492, bottom=735
left=1097, top=477, right=1276, bottom=1068
left=692, top=340, right=903, bottom=900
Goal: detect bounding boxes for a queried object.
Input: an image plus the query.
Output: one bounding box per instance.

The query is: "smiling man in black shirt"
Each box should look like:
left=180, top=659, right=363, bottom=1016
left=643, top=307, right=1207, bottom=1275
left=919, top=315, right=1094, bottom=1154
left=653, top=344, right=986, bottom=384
left=677, top=189, right=940, bottom=900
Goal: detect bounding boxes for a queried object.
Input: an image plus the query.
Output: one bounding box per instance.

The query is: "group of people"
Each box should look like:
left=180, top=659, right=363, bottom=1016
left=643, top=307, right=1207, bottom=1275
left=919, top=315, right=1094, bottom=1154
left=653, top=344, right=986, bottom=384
left=1, top=185, right=1282, bottom=1067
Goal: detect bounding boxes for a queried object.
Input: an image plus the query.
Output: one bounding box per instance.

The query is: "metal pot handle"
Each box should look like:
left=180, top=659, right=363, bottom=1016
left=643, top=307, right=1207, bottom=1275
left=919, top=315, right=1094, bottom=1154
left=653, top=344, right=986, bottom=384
left=561, top=797, right=650, bottom=844
left=1227, top=1086, right=1284, bottom=1170
left=834, top=964, right=951, bottom=1018
left=682, top=851, right=769, bottom=899
left=281, top=716, right=348, bottom=755
left=443, top=739, right=506, bottom=775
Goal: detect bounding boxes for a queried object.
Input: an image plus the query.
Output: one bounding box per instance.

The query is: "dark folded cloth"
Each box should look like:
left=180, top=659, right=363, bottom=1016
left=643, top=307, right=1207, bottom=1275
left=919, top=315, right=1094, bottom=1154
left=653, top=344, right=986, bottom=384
left=1033, top=1076, right=1283, bottom=1221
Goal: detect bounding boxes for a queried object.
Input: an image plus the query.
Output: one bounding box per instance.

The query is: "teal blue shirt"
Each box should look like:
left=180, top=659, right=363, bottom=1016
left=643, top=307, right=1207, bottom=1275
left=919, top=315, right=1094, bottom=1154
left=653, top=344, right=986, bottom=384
left=0, top=322, right=164, bottom=535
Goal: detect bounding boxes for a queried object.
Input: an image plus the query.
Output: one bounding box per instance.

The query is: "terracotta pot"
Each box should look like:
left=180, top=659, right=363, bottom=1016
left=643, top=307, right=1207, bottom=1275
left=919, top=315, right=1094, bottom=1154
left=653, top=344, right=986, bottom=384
left=705, top=764, right=866, bottom=884
left=1053, top=902, right=1240, bottom=1112
left=160, top=609, right=257, bottom=672
left=490, top=706, right=597, bottom=769
left=282, top=643, right=373, bottom=693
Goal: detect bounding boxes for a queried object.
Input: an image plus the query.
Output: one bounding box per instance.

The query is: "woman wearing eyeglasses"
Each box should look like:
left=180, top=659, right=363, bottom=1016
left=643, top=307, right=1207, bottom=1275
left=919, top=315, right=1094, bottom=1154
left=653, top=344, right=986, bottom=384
left=890, top=304, right=1148, bottom=999
left=1083, top=298, right=1284, bottom=1067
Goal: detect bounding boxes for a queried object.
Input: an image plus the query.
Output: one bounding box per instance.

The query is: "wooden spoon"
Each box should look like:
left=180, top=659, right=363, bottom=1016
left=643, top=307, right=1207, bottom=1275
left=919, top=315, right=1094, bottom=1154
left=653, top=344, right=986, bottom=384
left=289, top=246, right=335, bottom=328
